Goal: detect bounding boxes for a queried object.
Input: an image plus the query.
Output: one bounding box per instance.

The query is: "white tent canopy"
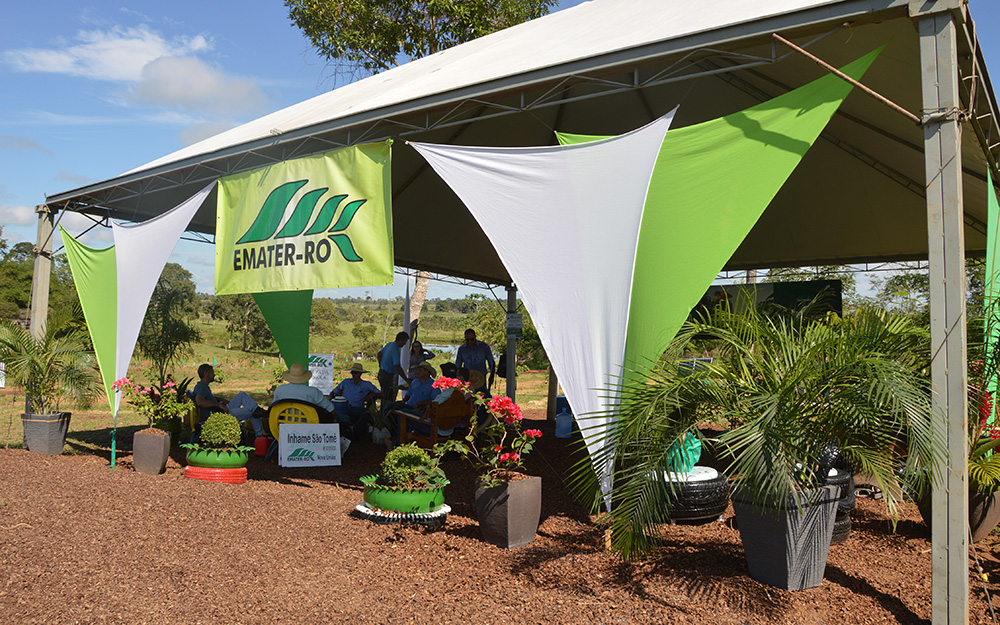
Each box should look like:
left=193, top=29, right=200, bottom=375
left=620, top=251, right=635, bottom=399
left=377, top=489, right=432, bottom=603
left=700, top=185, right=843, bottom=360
left=35, top=1, right=996, bottom=620
left=45, top=0, right=999, bottom=284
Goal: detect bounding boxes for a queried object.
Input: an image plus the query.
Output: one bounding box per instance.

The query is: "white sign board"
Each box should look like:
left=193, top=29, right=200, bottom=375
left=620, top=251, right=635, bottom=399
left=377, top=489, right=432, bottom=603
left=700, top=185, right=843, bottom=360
left=278, top=423, right=343, bottom=467
left=308, top=353, right=335, bottom=395
left=506, top=313, right=523, bottom=338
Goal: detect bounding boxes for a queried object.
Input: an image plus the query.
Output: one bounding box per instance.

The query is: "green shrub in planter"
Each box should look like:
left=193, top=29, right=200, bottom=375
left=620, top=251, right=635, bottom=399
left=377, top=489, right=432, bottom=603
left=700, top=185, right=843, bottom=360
left=381, top=443, right=445, bottom=489
left=199, top=414, right=243, bottom=449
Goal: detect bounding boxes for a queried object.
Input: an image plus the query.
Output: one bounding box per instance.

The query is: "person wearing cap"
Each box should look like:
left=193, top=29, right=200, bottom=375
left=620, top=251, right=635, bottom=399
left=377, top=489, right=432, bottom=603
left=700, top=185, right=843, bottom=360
left=331, top=363, right=380, bottom=439
left=273, top=362, right=337, bottom=423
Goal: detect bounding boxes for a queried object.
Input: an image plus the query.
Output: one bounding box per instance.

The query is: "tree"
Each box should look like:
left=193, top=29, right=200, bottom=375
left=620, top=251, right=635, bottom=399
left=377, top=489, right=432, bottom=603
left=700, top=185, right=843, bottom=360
left=286, top=0, right=557, bottom=322
left=311, top=297, right=343, bottom=336
left=0, top=239, right=79, bottom=321
left=137, top=263, right=201, bottom=385
left=207, top=294, right=275, bottom=352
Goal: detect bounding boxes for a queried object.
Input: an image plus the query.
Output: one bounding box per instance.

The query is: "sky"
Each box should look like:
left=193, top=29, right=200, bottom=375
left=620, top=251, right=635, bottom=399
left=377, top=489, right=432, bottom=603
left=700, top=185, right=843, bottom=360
left=1, top=0, right=999, bottom=301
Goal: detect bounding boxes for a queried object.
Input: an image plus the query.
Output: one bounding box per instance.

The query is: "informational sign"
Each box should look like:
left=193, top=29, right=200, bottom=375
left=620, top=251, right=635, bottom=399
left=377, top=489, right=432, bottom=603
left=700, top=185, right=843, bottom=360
left=0, top=361, right=5, bottom=388
left=278, top=423, right=343, bottom=467
left=506, top=313, right=523, bottom=338
left=308, top=353, right=335, bottom=395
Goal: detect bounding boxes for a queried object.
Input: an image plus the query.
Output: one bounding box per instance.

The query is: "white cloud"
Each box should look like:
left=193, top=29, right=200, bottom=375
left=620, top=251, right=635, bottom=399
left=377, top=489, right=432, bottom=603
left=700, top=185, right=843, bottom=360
left=3, top=25, right=210, bottom=82
left=0, top=135, right=50, bottom=153
left=55, top=171, right=93, bottom=185
left=0, top=204, right=35, bottom=226
left=130, top=56, right=269, bottom=116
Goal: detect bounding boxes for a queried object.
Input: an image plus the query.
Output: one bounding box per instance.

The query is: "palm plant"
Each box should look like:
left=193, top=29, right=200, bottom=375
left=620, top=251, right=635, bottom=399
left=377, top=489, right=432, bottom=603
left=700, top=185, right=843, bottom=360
left=0, top=312, right=98, bottom=414
left=574, top=298, right=942, bottom=560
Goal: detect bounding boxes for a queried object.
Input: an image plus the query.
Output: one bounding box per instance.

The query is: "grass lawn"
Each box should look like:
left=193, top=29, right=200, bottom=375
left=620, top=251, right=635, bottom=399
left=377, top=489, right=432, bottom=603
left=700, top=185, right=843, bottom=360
left=0, top=344, right=556, bottom=451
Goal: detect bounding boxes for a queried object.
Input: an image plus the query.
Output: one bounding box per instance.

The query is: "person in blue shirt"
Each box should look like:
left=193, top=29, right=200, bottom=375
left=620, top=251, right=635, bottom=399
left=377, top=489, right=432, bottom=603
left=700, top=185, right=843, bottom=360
left=401, top=361, right=440, bottom=413
left=455, top=328, right=495, bottom=392
left=332, top=362, right=381, bottom=440
left=377, top=331, right=410, bottom=406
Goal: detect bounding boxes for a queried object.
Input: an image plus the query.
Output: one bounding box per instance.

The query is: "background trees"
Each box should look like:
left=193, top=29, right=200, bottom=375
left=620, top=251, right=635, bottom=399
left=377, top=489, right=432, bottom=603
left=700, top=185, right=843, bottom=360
left=136, top=263, right=201, bottom=385
left=206, top=294, right=275, bottom=353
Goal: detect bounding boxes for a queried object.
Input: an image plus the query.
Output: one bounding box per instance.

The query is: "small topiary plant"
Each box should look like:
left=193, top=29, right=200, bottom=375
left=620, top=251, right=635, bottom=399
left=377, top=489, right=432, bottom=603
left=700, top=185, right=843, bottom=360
left=380, top=443, right=445, bottom=489
left=198, top=414, right=243, bottom=449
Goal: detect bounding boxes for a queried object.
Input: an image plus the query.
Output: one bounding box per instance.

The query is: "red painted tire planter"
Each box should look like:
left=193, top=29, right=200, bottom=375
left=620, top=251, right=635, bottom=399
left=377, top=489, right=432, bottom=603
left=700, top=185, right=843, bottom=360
left=185, top=466, right=247, bottom=484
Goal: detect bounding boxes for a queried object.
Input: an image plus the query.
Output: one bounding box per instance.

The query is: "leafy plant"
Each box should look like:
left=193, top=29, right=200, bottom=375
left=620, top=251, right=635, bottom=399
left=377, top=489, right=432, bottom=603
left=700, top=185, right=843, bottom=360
left=571, top=299, right=943, bottom=560
left=0, top=313, right=98, bottom=414
left=112, top=375, right=192, bottom=430
left=379, top=443, right=445, bottom=489
left=433, top=378, right=541, bottom=488
left=195, top=414, right=243, bottom=449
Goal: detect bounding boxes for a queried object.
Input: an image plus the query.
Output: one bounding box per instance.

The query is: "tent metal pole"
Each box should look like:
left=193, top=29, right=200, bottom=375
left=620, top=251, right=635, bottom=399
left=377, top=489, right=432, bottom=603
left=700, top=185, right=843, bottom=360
left=27, top=205, right=54, bottom=415
left=506, top=285, right=517, bottom=401
left=919, top=7, right=969, bottom=624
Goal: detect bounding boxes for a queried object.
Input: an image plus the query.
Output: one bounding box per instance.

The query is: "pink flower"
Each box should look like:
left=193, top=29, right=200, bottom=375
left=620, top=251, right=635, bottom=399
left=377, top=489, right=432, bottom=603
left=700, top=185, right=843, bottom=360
left=488, top=396, right=523, bottom=422
left=524, top=429, right=542, bottom=439
left=494, top=445, right=503, bottom=453
left=499, top=452, right=520, bottom=463
left=433, top=376, right=466, bottom=390
left=112, top=377, right=129, bottom=391
left=163, top=381, right=176, bottom=388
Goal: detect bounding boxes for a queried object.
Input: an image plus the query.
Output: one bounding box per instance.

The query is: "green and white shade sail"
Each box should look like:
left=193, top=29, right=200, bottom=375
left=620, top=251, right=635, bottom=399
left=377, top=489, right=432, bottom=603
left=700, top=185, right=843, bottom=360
left=411, top=48, right=880, bottom=498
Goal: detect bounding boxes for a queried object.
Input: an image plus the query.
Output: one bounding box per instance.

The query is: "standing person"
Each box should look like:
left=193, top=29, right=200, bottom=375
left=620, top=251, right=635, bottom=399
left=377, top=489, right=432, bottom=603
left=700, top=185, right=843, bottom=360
left=455, top=328, right=495, bottom=392
left=192, top=363, right=265, bottom=437
left=407, top=340, right=436, bottom=378
left=331, top=362, right=381, bottom=440
left=377, top=331, right=410, bottom=406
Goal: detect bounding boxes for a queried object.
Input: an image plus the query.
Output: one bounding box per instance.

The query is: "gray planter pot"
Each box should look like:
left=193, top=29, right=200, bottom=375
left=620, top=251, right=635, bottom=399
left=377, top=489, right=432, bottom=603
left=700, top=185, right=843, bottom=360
left=22, top=412, right=71, bottom=455
left=731, top=484, right=840, bottom=591
left=133, top=430, right=171, bottom=475
left=475, top=475, right=541, bottom=549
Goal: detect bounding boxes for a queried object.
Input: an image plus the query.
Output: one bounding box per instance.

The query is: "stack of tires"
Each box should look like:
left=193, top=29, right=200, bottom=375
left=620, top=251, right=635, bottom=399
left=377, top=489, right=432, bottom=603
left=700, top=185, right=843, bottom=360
left=664, top=466, right=731, bottom=523
left=821, top=466, right=856, bottom=544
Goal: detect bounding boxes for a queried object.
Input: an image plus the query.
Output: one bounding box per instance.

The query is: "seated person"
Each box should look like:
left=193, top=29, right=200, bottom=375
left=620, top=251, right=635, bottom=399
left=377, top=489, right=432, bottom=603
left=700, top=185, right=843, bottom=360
left=272, top=362, right=339, bottom=428
left=193, top=363, right=267, bottom=438
left=331, top=362, right=380, bottom=440
left=401, top=361, right=440, bottom=414
left=407, top=367, right=478, bottom=438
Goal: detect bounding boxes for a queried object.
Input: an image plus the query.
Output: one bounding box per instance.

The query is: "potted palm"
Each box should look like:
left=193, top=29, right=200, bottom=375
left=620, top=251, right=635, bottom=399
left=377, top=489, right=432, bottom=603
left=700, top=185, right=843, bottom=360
left=433, top=378, right=544, bottom=549
left=114, top=375, right=192, bottom=475
left=0, top=315, right=97, bottom=455
left=579, top=299, right=941, bottom=590
left=359, top=443, right=449, bottom=515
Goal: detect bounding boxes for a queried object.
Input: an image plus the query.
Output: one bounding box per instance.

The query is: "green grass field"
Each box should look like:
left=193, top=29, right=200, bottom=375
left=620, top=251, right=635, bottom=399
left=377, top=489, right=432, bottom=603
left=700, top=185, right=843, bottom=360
left=0, top=332, right=556, bottom=452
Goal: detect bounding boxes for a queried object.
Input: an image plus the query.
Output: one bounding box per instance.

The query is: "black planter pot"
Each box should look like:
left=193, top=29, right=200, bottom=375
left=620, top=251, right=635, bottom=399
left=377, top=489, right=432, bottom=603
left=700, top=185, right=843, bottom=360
left=731, top=484, right=840, bottom=591
left=133, top=430, right=171, bottom=475
left=918, top=489, right=1000, bottom=543
left=22, top=412, right=71, bottom=455
left=475, top=476, right=542, bottom=549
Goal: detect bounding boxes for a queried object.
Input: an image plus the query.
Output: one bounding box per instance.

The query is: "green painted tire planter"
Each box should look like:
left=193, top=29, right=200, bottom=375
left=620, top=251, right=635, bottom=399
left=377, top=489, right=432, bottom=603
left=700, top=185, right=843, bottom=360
left=185, top=448, right=250, bottom=469
left=360, top=475, right=449, bottom=514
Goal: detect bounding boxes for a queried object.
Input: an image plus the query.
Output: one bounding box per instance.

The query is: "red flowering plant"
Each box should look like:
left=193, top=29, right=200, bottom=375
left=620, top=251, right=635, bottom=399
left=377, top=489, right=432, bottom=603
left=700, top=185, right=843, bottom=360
left=968, top=358, right=1000, bottom=494
left=112, top=376, right=192, bottom=432
left=430, top=376, right=542, bottom=488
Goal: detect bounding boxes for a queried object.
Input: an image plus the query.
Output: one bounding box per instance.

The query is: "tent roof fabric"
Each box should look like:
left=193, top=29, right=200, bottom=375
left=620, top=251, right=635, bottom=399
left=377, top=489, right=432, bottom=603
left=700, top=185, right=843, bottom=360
left=46, top=0, right=1000, bottom=285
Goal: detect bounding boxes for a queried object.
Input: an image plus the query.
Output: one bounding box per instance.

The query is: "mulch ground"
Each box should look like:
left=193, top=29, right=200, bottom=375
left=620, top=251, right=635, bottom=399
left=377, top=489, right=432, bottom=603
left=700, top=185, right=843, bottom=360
left=2, top=409, right=999, bottom=624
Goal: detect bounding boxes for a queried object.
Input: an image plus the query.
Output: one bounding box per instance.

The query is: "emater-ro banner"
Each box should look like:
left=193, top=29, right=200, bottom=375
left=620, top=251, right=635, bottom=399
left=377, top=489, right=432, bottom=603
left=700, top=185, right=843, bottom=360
left=215, top=142, right=393, bottom=295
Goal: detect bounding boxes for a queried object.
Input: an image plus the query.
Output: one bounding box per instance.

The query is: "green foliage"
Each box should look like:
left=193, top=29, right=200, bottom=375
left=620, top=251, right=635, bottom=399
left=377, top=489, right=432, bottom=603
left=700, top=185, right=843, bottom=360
left=137, top=263, right=201, bottom=385
left=285, top=0, right=556, bottom=81
left=0, top=311, right=99, bottom=413
left=115, top=375, right=192, bottom=430
left=198, top=413, right=243, bottom=449
left=765, top=265, right=858, bottom=311
left=380, top=442, right=445, bottom=488
left=351, top=322, right=379, bottom=357
left=206, top=294, right=275, bottom=353
left=0, top=234, right=79, bottom=322
left=573, top=299, right=943, bottom=560
left=311, top=298, right=343, bottom=337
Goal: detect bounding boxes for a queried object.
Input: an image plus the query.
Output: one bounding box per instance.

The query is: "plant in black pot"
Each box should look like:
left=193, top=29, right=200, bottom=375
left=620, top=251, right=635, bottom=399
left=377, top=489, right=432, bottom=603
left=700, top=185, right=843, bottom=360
left=0, top=314, right=98, bottom=455
left=433, top=378, right=544, bottom=549
left=114, top=375, right=192, bottom=475
left=576, top=298, right=942, bottom=591
left=360, top=443, right=449, bottom=518
left=181, top=413, right=253, bottom=472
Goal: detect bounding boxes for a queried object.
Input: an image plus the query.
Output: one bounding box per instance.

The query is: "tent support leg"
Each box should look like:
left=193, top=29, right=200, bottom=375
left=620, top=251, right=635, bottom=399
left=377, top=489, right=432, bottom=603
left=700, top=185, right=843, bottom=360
left=506, top=285, right=517, bottom=401
left=27, top=205, right=54, bottom=414
left=920, top=10, right=969, bottom=625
